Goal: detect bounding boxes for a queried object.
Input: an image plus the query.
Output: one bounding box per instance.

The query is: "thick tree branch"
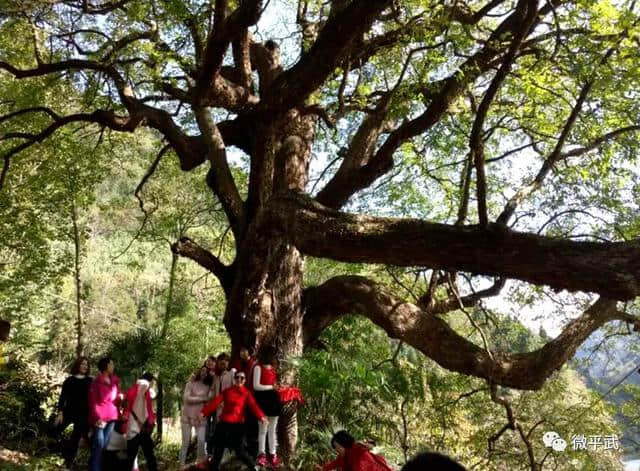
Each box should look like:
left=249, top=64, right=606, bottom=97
left=258, top=0, right=393, bottom=113
left=303, top=275, right=624, bottom=390
left=451, top=0, right=507, bottom=24
left=249, top=40, right=283, bottom=96
left=0, top=46, right=218, bottom=173
left=0, top=59, right=129, bottom=101
left=194, top=107, right=246, bottom=239
left=196, top=0, right=262, bottom=100
left=171, top=237, right=233, bottom=296
left=232, top=30, right=252, bottom=90
left=269, top=191, right=640, bottom=300
left=0, top=110, right=144, bottom=189
left=315, top=97, right=392, bottom=206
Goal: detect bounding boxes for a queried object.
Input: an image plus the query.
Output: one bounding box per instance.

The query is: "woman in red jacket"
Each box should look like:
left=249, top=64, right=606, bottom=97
left=201, top=371, right=267, bottom=471
left=123, top=372, right=157, bottom=471
left=318, top=431, right=393, bottom=471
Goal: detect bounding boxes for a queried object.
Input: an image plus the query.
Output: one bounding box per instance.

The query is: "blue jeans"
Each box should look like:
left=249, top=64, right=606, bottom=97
left=89, top=421, right=115, bottom=471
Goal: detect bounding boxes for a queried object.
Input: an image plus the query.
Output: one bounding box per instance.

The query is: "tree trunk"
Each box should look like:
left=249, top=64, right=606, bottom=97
left=225, top=237, right=304, bottom=461
left=71, top=200, right=84, bottom=358
left=222, top=111, right=313, bottom=461
left=156, top=381, right=164, bottom=443
left=161, top=251, right=178, bottom=339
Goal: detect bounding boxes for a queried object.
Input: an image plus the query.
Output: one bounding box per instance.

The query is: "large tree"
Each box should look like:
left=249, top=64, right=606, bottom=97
left=2, top=0, right=640, bottom=458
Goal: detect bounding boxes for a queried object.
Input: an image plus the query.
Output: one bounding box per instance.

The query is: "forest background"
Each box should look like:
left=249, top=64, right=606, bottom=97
left=1, top=0, right=640, bottom=470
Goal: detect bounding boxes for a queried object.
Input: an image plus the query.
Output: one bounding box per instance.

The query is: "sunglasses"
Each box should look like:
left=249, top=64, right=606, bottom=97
left=235, top=375, right=246, bottom=380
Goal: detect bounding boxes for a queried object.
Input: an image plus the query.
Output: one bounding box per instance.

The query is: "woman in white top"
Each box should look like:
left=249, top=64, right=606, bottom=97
left=180, top=366, right=212, bottom=469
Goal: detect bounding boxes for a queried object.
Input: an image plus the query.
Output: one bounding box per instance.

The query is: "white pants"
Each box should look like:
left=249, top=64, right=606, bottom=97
left=258, top=416, right=279, bottom=455
left=180, top=422, right=207, bottom=465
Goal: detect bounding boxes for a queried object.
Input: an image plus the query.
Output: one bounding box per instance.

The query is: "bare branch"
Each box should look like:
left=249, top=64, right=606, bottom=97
left=0, top=110, right=144, bottom=190
left=425, top=277, right=505, bottom=315
left=559, top=124, right=640, bottom=159
left=0, top=107, right=61, bottom=124
left=469, top=0, right=539, bottom=226
left=134, top=144, right=171, bottom=217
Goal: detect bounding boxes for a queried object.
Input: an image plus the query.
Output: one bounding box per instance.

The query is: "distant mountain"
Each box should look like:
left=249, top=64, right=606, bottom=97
left=573, top=332, right=640, bottom=455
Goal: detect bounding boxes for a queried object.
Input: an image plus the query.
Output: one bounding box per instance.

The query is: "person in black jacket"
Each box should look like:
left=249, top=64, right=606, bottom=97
left=401, top=452, right=467, bottom=471
left=55, top=356, right=93, bottom=468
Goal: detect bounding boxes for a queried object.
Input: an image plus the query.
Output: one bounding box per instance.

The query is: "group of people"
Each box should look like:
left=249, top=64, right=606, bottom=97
left=55, top=356, right=157, bottom=471
left=53, top=347, right=467, bottom=471
left=53, top=345, right=287, bottom=471
left=180, top=345, right=284, bottom=471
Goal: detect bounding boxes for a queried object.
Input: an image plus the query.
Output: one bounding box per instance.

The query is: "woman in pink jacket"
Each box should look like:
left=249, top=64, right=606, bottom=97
left=88, top=357, right=121, bottom=471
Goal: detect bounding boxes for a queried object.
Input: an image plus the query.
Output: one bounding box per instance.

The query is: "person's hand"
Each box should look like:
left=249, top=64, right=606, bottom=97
left=313, top=465, right=322, bottom=471
left=260, top=416, right=268, bottom=424
left=200, top=412, right=205, bottom=419
left=95, top=420, right=106, bottom=428
left=118, top=393, right=124, bottom=401
left=54, top=411, right=63, bottom=426
left=273, top=383, right=281, bottom=391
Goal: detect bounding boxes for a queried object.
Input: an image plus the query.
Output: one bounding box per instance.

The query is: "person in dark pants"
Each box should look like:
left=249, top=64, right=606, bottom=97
left=231, top=347, right=259, bottom=458
left=201, top=372, right=267, bottom=471
left=124, top=372, right=158, bottom=471
left=55, top=356, right=92, bottom=469
left=88, top=357, right=121, bottom=471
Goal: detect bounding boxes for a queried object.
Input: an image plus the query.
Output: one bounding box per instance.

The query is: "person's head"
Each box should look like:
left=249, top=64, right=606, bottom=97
left=331, top=430, right=355, bottom=456
left=239, top=346, right=253, bottom=360
left=233, top=371, right=247, bottom=386
left=258, top=345, right=277, bottom=366
left=141, top=371, right=156, bottom=386
left=205, top=355, right=216, bottom=370
left=196, top=365, right=209, bottom=382
left=217, top=352, right=230, bottom=371
left=0, top=320, right=11, bottom=342
left=401, top=452, right=467, bottom=471
left=97, top=357, right=114, bottom=375
left=70, top=356, right=90, bottom=375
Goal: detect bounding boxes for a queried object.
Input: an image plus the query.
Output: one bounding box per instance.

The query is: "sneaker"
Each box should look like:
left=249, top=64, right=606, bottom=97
left=270, top=454, right=281, bottom=468
left=256, top=453, right=269, bottom=467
